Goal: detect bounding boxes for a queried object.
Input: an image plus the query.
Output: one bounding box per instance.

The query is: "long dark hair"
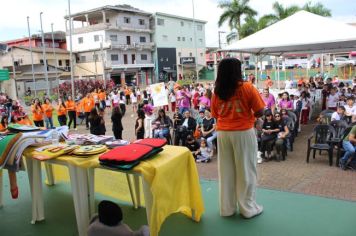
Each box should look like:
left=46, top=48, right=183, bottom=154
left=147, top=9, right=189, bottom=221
left=111, top=106, right=122, bottom=117
left=89, top=108, right=99, bottom=120
left=214, top=58, right=242, bottom=101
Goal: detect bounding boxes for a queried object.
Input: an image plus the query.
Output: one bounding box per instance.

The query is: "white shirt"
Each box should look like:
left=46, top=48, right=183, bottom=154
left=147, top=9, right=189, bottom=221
left=331, top=112, right=341, bottom=121
left=130, top=94, right=137, bottom=103
left=301, top=98, right=310, bottom=110
left=182, top=118, right=189, bottom=127
left=285, top=80, right=293, bottom=89
left=327, top=94, right=339, bottom=108
left=345, top=105, right=356, bottom=116
left=170, top=94, right=176, bottom=103
left=112, top=94, right=119, bottom=104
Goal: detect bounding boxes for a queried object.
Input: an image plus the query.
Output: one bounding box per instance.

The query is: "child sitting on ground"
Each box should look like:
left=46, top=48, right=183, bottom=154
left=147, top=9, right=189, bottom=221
left=195, top=138, right=213, bottom=163
left=87, top=200, right=149, bottom=236
left=185, top=134, right=200, bottom=159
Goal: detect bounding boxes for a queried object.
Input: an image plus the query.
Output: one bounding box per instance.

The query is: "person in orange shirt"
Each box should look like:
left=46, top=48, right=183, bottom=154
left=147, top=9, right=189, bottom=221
left=264, top=75, right=273, bottom=89
left=92, top=89, right=100, bottom=109
left=124, top=87, right=131, bottom=105
left=31, top=98, right=44, bottom=127
left=65, top=95, right=77, bottom=130
left=98, top=89, right=107, bottom=110
left=42, top=98, right=54, bottom=129
left=57, top=98, right=67, bottom=126
left=211, top=58, right=265, bottom=219
left=82, top=93, right=95, bottom=130
left=297, top=77, right=304, bottom=86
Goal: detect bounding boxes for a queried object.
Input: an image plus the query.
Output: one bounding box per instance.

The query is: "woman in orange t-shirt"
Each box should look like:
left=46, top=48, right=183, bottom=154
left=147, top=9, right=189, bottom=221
left=98, top=89, right=107, bottom=109
left=31, top=98, right=44, bottom=127
left=42, top=98, right=54, bottom=129
left=211, top=58, right=265, bottom=219
left=57, top=98, right=67, bottom=126
left=65, top=95, right=77, bottom=130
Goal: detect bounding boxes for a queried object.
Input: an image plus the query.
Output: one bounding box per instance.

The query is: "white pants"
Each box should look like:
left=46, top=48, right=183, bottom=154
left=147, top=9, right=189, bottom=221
left=217, top=128, right=261, bottom=217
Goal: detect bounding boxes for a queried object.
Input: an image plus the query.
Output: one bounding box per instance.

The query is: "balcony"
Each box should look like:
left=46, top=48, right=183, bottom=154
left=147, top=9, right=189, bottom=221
left=106, top=60, right=154, bottom=70
left=69, top=23, right=153, bottom=35
left=108, top=41, right=155, bottom=51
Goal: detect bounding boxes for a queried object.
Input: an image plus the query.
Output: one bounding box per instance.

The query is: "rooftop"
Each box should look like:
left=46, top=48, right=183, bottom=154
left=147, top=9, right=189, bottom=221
left=10, top=45, right=69, bottom=54
left=154, top=12, right=207, bottom=24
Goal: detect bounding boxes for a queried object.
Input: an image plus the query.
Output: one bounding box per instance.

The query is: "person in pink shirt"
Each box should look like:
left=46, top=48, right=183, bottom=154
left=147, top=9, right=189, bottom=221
left=279, top=92, right=294, bottom=110
left=261, top=88, right=275, bottom=113
left=199, top=89, right=212, bottom=110
left=176, top=86, right=191, bottom=114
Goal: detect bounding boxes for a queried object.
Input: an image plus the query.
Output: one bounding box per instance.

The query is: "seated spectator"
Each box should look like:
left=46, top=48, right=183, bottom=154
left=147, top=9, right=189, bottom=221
left=185, top=134, right=200, bottom=159
left=194, top=109, right=205, bottom=138
left=87, top=200, right=149, bottom=236
left=201, top=109, right=217, bottom=150
left=331, top=106, right=346, bottom=122
left=344, top=97, right=356, bottom=123
left=174, top=110, right=196, bottom=146
left=261, top=110, right=280, bottom=160
left=279, top=92, right=294, bottom=111
left=274, top=112, right=290, bottom=161
left=339, top=125, right=356, bottom=171
left=153, top=109, right=172, bottom=139
left=195, top=138, right=213, bottom=163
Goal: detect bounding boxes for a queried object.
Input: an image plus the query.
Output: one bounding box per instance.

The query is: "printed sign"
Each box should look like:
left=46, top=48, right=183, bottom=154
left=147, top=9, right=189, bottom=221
left=180, top=57, right=195, bottom=64
left=150, top=82, right=168, bottom=107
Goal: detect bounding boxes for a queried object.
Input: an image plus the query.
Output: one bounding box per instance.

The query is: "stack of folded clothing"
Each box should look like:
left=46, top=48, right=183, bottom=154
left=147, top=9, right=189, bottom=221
left=105, top=139, right=130, bottom=149
left=65, top=134, right=114, bottom=145
left=99, top=138, right=167, bottom=170
left=33, top=144, right=80, bottom=161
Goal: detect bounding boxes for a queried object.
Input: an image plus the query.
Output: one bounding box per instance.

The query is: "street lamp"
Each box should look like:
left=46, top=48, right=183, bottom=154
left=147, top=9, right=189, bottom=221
left=67, top=0, right=75, bottom=99
left=51, top=23, right=60, bottom=97
left=27, top=16, right=37, bottom=97
left=39, top=12, right=50, bottom=96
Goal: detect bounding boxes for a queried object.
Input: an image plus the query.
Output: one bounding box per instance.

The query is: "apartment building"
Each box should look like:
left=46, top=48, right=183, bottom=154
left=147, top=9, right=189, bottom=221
left=66, top=5, right=155, bottom=86
left=152, top=12, right=206, bottom=81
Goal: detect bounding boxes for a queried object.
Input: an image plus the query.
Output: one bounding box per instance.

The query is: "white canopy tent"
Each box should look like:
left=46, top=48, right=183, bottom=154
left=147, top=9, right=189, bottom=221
left=220, top=11, right=356, bottom=89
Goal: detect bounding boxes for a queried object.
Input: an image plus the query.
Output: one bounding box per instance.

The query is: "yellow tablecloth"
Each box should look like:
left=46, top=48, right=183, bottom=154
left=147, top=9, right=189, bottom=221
left=24, top=145, right=205, bottom=236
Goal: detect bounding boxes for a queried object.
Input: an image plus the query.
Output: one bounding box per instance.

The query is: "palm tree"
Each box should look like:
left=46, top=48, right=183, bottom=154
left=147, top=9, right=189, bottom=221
left=260, top=1, right=300, bottom=26
left=218, top=0, right=257, bottom=39
left=302, top=1, right=332, bottom=17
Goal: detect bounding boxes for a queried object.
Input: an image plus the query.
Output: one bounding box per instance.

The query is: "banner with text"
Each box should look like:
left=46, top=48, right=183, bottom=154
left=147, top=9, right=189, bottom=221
left=150, top=82, right=168, bottom=107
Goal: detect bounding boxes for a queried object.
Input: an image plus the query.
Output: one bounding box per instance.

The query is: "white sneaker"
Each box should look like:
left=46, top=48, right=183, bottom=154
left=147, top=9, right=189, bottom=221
left=257, top=151, right=263, bottom=164
left=241, top=205, right=264, bottom=219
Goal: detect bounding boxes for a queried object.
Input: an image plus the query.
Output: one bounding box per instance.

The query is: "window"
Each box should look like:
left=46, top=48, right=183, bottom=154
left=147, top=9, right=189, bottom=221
left=78, top=37, right=83, bottom=44
left=182, top=37, right=185, bottom=41
left=157, top=18, right=164, bottom=26
left=177, top=37, right=181, bottom=41
left=190, top=38, right=193, bottom=42
left=58, top=60, right=62, bottom=66
left=94, top=35, right=100, bottom=42
left=180, top=21, right=184, bottom=26
left=199, top=38, right=203, bottom=43
left=140, top=36, right=146, bottom=43
left=124, top=54, right=128, bottom=64
left=80, top=56, right=86, bottom=62
left=200, top=53, right=203, bottom=57
left=197, top=25, right=203, bottom=31
left=124, top=17, right=130, bottom=23
left=178, top=52, right=181, bottom=57
left=139, top=19, right=145, bottom=25
left=189, top=52, right=193, bottom=57
left=40, top=59, right=44, bottom=64
left=141, top=54, right=147, bottom=60
left=132, top=54, right=136, bottom=64
left=106, top=19, right=110, bottom=23
left=126, top=36, right=131, bottom=45
left=110, top=35, right=118, bottom=41
left=111, top=54, right=119, bottom=61
left=162, top=35, right=168, bottom=41
left=93, top=54, right=98, bottom=61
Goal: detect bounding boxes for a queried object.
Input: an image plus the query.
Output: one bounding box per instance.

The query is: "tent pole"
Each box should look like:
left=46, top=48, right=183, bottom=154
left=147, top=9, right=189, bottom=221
left=321, top=53, right=324, bottom=75
left=255, top=54, right=258, bottom=87
left=277, top=56, right=280, bottom=90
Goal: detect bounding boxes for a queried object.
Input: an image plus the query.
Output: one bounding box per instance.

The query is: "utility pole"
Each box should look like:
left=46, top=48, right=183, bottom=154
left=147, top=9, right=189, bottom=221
left=27, top=16, right=37, bottom=97
left=218, top=31, right=226, bottom=49
left=40, top=12, right=50, bottom=97
left=192, top=0, right=199, bottom=81
left=100, top=35, right=106, bottom=89
left=51, top=23, right=60, bottom=97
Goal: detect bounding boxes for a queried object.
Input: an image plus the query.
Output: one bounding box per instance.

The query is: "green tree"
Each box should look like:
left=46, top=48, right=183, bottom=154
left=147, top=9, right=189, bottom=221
left=218, top=0, right=257, bottom=39
left=260, top=1, right=300, bottom=26
left=302, top=1, right=332, bottom=17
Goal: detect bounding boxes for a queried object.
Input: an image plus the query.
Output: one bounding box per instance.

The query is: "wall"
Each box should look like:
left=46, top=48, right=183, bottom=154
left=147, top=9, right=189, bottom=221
left=66, top=30, right=107, bottom=52
left=105, top=30, right=151, bottom=45
left=106, top=49, right=152, bottom=65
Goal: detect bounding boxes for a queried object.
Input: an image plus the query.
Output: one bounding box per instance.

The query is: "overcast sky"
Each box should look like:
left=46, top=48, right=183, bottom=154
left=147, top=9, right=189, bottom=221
left=1, top=0, right=355, bottom=47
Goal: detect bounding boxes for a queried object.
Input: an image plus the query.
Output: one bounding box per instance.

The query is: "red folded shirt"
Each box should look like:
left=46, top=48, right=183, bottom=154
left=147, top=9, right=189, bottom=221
left=134, top=138, right=167, bottom=148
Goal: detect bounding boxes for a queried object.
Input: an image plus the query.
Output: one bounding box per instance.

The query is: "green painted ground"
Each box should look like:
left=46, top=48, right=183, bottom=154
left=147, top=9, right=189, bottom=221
left=0, top=171, right=355, bottom=236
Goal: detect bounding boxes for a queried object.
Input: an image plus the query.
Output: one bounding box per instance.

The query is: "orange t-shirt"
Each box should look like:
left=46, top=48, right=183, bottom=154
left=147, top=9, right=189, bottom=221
left=31, top=104, right=44, bottom=121
left=82, top=97, right=95, bottom=112
left=42, top=104, right=53, bottom=118
left=124, top=89, right=131, bottom=96
left=211, top=82, right=266, bottom=131
left=65, top=100, right=76, bottom=112
left=98, top=92, right=106, bottom=101
left=57, top=104, right=67, bottom=116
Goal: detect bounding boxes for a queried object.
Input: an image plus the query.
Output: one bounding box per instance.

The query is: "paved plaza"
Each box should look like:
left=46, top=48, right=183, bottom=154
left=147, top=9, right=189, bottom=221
left=71, top=104, right=356, bottom=202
